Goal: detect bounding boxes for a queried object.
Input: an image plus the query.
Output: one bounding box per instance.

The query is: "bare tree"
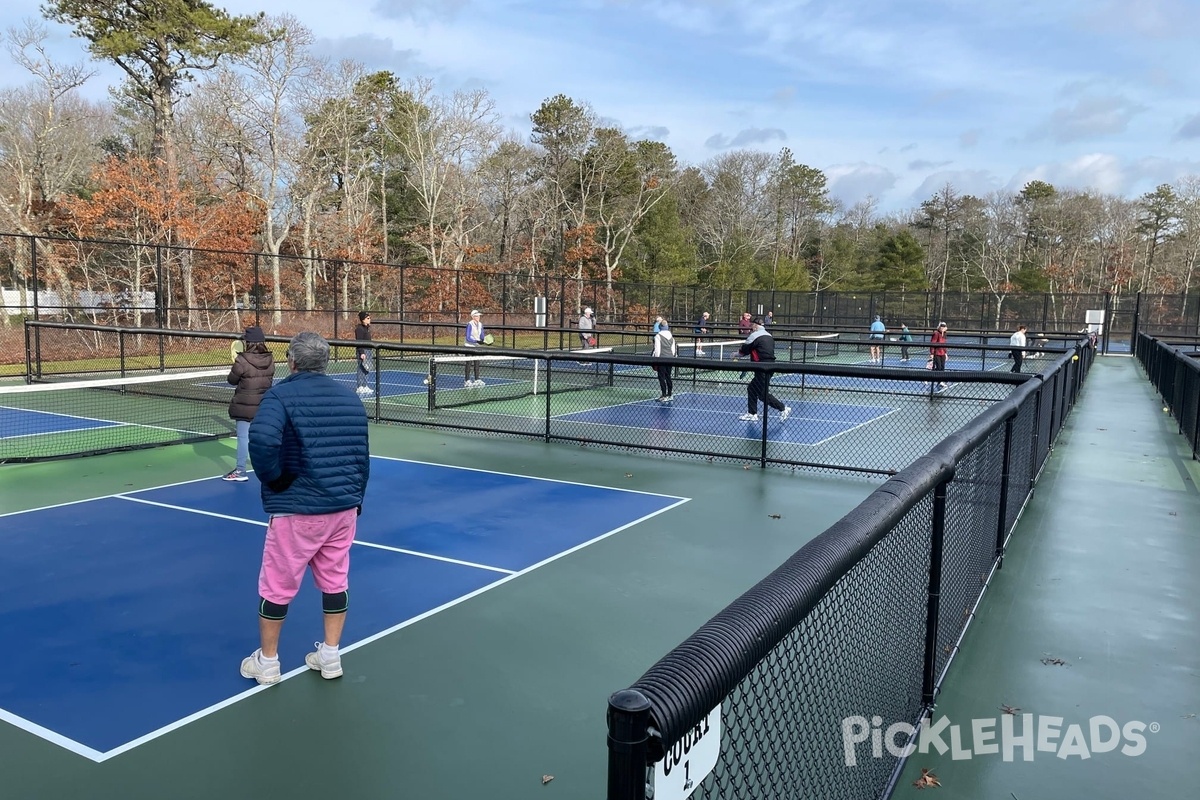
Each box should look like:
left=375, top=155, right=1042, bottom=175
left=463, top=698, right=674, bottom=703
left=383, top=77, right=500, bottom=273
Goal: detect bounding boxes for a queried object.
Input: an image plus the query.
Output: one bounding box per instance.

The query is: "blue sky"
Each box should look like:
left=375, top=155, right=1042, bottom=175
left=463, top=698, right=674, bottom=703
left=4, top=0, right=1200, bottom=213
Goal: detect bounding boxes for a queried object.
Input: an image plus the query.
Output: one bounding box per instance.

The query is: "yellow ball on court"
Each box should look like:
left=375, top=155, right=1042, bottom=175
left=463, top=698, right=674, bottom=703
left=1071, top=354, right=1079, bottom=362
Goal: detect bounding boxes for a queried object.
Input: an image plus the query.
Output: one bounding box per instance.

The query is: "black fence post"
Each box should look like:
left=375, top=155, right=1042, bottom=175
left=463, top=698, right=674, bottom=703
left=399, top=264, right=406, bottom=330
left=995, top=415, right=1014, bottom=567
left=252, top=253, right=261, bottom=328
left=545, top=359, right=553, bottom=442
left=1101, top=292, right=1113, bottom=354
left=607, top=689, right=651, bottom=800
left=154, top=244, right=165, bottom=329
left=921, top=477, right=949, bottom=708
left=23, top=316, right=32, bottom=383
left=1130, top=292, right=1142, bottom=351
left=156, top=246, right=166, bottom=370
left=30, top=235, right=40, bottom=322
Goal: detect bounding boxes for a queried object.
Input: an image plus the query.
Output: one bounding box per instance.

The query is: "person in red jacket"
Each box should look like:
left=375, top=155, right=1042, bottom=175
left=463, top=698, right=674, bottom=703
left=224, top=326, right=275, bottom=481
left=930, top=322, right=949, bottom=389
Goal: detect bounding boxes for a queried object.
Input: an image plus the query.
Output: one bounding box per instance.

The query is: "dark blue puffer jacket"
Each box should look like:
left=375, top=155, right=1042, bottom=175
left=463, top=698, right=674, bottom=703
left=249, top=370, right=370, bottom=515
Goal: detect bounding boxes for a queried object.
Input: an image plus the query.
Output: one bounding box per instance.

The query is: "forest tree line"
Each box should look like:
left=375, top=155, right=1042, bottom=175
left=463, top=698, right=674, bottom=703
left=2, top=2, right=1200, bottom=326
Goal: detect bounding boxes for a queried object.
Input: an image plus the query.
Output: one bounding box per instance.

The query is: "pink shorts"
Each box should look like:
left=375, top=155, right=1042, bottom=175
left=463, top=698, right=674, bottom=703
left=258, top=507, right=357, bottom=604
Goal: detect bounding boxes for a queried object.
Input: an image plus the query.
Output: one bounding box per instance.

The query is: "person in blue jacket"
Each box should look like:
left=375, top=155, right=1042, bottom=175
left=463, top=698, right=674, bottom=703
left=869, top=315, right=886, bottom=364
left=240, top=332, right=370, bottom=686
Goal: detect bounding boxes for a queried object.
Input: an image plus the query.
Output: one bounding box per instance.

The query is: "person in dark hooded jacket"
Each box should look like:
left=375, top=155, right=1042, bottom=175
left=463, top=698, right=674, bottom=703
left=224, top=326, right=275, bottom=481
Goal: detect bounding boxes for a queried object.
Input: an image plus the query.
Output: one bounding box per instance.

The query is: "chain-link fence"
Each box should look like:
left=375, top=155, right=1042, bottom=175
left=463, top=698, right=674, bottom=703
left=5, top=232, right=1197, bottom=365
left=23, top=321, right=1092, bottom=474
left=606, top=343, right=1095, bottom=800
left=1136, top=332, right=1200, bottom=460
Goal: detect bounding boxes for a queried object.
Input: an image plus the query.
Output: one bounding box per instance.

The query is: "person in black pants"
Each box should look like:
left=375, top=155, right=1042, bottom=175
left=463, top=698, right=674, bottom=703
left=1009, top=324, right=1027, bottom=373
left=735, top=317, right=790, bottom=422
left=652, top=321, right=677, bottom=401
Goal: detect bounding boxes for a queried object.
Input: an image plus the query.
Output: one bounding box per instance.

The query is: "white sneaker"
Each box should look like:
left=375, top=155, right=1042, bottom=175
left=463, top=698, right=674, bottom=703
left=474, top=380, right=485, bottom=387
left=780, top=406, right=791, bottom=420
left=739, top=413, right=759, bottom=421
left=304, top=642, right=343, bottom=680
left=356, top=386, right=373, bottom=395
left=240, top=649, right=281, bottom=685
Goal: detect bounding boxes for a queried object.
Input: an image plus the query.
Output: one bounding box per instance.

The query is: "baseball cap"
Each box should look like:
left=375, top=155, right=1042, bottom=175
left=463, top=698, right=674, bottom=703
left=471, top=309, right=481, bottom=317
left=937, top=321, right=947, bottom=328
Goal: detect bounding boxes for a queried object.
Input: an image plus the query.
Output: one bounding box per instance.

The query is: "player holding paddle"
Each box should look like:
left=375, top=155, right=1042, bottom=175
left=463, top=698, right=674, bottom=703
left=223, top=326, right=274, bottom=482
left=464, top=309, right=487, bottom=386
left=734, top=317, right=790, bottom=423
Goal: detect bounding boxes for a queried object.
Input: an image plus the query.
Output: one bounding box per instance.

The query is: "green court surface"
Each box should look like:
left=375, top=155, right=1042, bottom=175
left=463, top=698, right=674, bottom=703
left=895, top=357, right=1200, bottom=797
left=0, top=422, right=875, bottom=799
left=3, top=357, right=1197, bottom=799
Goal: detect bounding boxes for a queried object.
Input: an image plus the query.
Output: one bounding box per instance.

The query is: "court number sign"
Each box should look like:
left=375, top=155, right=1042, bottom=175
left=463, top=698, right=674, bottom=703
left=653, top=706, right=721, bottom=800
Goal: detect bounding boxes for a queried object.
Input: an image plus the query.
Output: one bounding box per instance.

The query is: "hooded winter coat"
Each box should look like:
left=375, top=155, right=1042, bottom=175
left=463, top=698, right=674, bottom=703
left=227, top=346, right=275, bottom=421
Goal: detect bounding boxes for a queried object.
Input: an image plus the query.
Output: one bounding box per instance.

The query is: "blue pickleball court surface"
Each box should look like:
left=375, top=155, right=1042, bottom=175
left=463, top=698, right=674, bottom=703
left=0, top=458, right=684, bottom=759
left=0, top=406, right=123, bottom=438
left=554, top=392, right=896, bottom=445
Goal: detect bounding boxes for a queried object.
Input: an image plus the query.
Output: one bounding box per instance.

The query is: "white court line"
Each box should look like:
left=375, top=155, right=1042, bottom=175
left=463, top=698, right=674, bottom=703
left=116, top=496, right=518, bottom=575
left=353, top=540, right=515, bottom=574
left=117, top=495, right=268, bottom=526
left=0, top=459, right=689, bottom=760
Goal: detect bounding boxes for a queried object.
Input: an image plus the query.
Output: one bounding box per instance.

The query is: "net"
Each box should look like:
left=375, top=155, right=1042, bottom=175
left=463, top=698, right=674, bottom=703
left=675, top=339, right=744, bottom=360
left=1, top=369, right=233, bottom=463
left=797, top=333, right=841, bottom=361
left=427, top=350, right=615, bottom=410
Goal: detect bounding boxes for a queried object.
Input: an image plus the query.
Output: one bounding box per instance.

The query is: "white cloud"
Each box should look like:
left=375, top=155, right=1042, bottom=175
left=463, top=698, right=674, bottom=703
left=910, top=170, right=1000, bottom=202
left=704, top=128, right=787, bottom=150
left=1029, top=94, right=1145, bottom=143
left=826, top=163, right=898, bottom=207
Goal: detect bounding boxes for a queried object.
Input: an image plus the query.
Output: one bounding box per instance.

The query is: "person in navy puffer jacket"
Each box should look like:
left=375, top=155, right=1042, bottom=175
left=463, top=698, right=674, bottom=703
left=240, top=332, right=370, bottom=686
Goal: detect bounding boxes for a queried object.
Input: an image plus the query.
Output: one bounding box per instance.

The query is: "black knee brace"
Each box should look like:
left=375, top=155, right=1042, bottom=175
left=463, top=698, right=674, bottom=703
left=322, top=590, right=348, bottom=614
left=258, top=597, right=289, bottom=620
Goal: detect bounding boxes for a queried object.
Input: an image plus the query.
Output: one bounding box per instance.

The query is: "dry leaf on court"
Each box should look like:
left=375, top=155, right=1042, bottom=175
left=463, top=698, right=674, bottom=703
left=624, top=473, right=633, bottom=478
left=1040, top=657, right=1068, bottom=666
left=768, top=514, right=781, bottom=519
left=541, top=775, right=554, bottom=785
left=912, top=768, right=940, bottom=789
left=743, top=464, right=752, bottom=470
left=1000, top=704, right=1021, bottom=715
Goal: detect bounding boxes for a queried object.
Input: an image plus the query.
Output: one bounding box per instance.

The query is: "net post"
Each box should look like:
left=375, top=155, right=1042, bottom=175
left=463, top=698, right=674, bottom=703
left=607, top=689, right=651, bottom=800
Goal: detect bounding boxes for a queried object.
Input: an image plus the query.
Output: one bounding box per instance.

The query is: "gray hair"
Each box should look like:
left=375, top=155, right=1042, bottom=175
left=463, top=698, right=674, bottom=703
left=288, top=331, right=329, bottom=373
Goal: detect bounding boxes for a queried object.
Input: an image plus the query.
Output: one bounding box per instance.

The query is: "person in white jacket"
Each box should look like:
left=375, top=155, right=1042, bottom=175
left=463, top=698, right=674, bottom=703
left=1009, top=324, right=1028, bottom=373
left=652, top=321, right=678, bottom=401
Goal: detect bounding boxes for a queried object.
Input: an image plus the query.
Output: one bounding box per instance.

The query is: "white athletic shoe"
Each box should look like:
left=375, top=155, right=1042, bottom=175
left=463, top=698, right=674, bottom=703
left=240, top=649, right=281, bottom=685
left=304, top=642, right=343, bottom=680
left=739, top=413, right=759, bottom=421
left=780, top=406, right=791, bottom=421
left=475, top=380, right=485, bottom=387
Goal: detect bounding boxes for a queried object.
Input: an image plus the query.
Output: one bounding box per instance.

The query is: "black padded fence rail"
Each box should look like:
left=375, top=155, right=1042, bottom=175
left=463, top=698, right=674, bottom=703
left=606, top=343, right=1094, bottom=800
left=1135, top=333, right=1200, bottom=460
